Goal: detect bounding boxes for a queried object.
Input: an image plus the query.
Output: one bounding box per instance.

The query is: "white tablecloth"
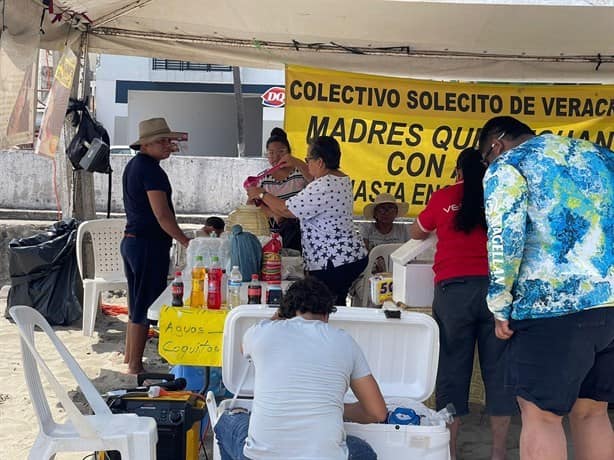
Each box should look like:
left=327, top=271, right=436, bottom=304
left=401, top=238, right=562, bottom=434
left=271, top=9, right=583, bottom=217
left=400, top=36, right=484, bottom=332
left=147, top=280, right=293, bottom=321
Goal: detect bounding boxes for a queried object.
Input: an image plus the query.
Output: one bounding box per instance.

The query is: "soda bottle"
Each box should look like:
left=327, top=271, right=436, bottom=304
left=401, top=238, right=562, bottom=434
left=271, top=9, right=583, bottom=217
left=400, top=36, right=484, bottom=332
left=247, top=274, right=262, bottom=304
left=261, top=233, right=282, bottom=282
left=190, top=255, right=206, bottom=308
left=265, top=280, right=283, bottom=306
left=207, top=255, right=223, bottom=309
left=228, top=265, right=243, bottom=308
left=171, top=271, right=184, bottom=307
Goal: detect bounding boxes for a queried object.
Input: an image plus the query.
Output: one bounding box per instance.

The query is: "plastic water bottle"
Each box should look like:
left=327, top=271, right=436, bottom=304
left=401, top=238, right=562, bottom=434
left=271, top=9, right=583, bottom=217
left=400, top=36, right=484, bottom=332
left=171, top=271, right=184, bottom=307
left=228, top=266, right=242, bottom=309
left=207, top=256, right=223, bottom=310
left=221, top=269, right=228, bottom=307
left=190, top=255, right=206, bottom=308
left=421, top=403, right=456, bottom=426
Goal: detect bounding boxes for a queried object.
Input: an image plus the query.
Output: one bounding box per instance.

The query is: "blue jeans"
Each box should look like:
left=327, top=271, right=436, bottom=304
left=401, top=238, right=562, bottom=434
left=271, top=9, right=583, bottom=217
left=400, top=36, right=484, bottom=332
left=214, top=411, right=377, bottom=459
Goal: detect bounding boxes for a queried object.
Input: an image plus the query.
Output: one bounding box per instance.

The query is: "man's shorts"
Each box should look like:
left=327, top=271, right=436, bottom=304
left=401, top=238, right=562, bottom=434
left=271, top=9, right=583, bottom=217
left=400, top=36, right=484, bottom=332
left=121, top=236, right=171, bottom=324
left=508, top=306, right=614, bottom=416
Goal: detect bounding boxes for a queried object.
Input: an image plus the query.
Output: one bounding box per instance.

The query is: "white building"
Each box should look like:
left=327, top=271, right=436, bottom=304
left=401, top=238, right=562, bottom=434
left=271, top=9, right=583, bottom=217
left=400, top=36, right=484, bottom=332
left=94, top=54, right=285, bottom=156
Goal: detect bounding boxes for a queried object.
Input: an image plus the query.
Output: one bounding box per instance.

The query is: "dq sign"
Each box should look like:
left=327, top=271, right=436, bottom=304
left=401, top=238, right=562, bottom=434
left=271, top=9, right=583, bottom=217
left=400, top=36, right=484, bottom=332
left=261, top=86, right=285, bottom=107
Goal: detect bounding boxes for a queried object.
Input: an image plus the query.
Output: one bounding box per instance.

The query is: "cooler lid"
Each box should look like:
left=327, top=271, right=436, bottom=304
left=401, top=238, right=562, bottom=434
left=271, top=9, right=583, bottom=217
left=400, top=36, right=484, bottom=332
left=390, top=235, right=437, bottom=266
left=221, top=306, right=439, bottom=402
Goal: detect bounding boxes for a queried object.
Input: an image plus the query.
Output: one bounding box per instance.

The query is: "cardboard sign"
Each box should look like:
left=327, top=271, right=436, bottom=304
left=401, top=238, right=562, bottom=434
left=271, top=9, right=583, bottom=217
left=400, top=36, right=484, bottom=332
left=158, top=306, right=228, bottom=366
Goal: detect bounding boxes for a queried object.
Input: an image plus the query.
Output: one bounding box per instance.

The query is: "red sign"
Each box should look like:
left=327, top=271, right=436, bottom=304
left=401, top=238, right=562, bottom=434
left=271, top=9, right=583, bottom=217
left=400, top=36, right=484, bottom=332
left=261, top=87, right=285, bottom=107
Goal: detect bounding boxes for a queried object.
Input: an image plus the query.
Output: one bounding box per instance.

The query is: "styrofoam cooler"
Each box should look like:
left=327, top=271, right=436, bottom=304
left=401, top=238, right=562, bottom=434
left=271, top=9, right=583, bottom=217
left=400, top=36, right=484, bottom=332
left=391, top=236, right=437, bottom=307
left=206, top=305, right=450, bottom=459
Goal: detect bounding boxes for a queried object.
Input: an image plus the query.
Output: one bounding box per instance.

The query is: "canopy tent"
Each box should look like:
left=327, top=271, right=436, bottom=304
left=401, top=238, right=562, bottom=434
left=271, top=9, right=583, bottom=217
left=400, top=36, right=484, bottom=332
left=4, top=0, right=614, bottom=83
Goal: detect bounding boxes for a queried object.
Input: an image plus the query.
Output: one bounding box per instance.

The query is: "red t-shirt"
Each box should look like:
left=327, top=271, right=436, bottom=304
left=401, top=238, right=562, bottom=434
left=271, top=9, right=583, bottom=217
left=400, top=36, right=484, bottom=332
left=416, top=182, right=488, bottom=283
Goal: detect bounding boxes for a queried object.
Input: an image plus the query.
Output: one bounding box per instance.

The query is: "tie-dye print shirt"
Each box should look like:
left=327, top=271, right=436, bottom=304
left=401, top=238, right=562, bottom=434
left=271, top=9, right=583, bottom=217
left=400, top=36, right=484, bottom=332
left=483, top=134, right=614, bottom=321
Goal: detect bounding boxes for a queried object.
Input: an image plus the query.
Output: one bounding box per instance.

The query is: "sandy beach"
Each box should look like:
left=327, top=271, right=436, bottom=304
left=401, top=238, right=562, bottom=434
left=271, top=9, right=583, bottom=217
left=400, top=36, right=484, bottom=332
left=0, top=286, right=611, bottom=460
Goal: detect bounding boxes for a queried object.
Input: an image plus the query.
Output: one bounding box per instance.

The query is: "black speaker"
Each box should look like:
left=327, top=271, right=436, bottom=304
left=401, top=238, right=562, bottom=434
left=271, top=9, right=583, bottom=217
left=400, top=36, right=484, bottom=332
left=79, top=138, right=111, bottom=173
left=98, top=393, right=205, bottom=460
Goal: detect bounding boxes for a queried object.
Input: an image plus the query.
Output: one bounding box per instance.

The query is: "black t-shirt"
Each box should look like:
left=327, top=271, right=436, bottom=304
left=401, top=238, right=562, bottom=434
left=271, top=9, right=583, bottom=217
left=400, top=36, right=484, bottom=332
left=122, top=153, right=174, bottom=243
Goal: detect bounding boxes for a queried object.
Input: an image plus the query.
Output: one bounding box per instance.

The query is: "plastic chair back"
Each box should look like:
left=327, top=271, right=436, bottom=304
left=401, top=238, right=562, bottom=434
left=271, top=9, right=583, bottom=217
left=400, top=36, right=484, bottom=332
left=9, top=305, right=157, bottom=459
left=10, top=305, right=111, bottom=437
left=76, top=219, right=128, bottom=336
left=352, top=243, right=403, bottom=307
left=76, top=218, right=126, bottom=280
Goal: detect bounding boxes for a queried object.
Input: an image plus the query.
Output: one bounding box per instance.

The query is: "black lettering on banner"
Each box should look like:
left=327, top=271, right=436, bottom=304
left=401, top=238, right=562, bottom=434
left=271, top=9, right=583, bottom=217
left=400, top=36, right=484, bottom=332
left=368, top=120, right=388, bottom=144
left=349, top=119, right=368, bottom=143
left=387, top=122, right=406, bottom=146
left=595, top=131, right=614, bottom=150
left=410, top=183, right=441, bottom=206
left=406, top=123, right=423, bottom=146
left=289, top=80, right=303, bottom=100
left=406, top=90, right=503, bottom=113
left=542, top=97, right=614, bottom=117
left=433, top=126, right=452, bottom=151
left=330, top=118, right=347, bottom=141
left=510, top=96, right=536, bottom=115
left=386, top=150, right=446, bottom=178
left=306, top=116, right=330, bottom=142
left=537, top=128, right=614, bottom=149
left=329, top=84, right=341, bottom=103
left=352, top=179, right=406, bottom=203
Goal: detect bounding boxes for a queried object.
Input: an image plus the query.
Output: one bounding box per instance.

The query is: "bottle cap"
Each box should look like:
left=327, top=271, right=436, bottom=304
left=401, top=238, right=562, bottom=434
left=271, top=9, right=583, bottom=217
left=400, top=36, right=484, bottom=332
left=175, top=271, right=182, bottom=276
left=196, top=255, right=203, bottom=261
left=212, top=255, right=219, bottom=262
left=232, top=265, right=239, bottom=270
left=251, top=274, right=259, bottom=281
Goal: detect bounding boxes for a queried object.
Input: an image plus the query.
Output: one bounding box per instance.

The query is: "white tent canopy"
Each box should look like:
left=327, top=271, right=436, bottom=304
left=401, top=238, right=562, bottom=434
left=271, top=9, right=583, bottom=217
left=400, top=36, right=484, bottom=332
left=7, top=0, right=614, bottom=82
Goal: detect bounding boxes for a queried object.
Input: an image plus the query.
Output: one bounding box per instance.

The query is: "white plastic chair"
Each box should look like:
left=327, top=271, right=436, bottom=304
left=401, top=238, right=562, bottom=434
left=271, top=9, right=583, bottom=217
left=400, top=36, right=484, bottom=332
left=9, top=305, right=157, bottom=460
left=351, top=243, right=403, bottom=307
left=76, top=218, right=127, bottom=336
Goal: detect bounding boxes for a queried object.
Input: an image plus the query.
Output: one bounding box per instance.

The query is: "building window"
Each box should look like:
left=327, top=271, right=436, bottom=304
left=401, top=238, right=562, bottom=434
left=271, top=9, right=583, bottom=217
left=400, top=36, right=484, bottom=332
left=152, top=59, right=233, bottom=72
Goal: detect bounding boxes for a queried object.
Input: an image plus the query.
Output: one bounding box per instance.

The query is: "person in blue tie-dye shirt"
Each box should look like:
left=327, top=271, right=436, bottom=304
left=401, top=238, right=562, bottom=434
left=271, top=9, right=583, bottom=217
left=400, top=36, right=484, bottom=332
left=479, top=116, right=614, bottom=460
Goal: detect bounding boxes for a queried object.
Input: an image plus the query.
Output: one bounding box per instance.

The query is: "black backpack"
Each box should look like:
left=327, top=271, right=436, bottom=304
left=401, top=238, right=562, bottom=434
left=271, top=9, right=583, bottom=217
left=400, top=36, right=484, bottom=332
left=66, top=98, right=111, bottom=173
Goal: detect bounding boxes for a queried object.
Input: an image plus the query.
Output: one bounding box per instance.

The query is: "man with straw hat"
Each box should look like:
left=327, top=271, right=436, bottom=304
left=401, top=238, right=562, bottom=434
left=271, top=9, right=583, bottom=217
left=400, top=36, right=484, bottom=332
left=360, top=193, right=411, bottom=252
left=121, top=117, right=191, bottom=375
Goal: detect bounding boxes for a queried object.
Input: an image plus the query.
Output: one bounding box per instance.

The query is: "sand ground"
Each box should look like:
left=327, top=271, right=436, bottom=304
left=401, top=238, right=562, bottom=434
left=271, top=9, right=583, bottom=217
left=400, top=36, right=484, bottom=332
left=1, top=287, right=611, bottom=460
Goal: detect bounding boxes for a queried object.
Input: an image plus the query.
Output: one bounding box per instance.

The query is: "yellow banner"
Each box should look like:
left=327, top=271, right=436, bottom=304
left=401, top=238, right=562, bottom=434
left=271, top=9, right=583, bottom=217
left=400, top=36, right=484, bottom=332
left=158, top=306, right=228, bottom=367
left=285, top=65, right=614, bottom=217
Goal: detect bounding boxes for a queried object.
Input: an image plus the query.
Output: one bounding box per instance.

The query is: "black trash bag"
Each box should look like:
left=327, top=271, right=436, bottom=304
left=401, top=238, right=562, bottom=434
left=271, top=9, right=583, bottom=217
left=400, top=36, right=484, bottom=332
left=7, top=218, right=82, bottom=325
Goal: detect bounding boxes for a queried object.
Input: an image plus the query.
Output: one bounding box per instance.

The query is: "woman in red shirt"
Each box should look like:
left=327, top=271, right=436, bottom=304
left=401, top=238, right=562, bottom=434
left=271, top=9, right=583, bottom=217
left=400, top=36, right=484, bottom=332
left=410, top=148, right=517, bottom=460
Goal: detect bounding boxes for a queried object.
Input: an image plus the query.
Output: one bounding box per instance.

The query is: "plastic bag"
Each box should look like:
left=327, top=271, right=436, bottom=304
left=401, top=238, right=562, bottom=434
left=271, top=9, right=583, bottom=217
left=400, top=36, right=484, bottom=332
left=230, top=225, right=263, bottom=282
left=7, top=219, right=82, bottom=325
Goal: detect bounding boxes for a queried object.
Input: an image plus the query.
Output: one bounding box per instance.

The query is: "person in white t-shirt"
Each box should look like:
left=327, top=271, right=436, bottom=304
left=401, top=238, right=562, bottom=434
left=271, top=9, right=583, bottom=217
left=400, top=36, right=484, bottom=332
left=214, top=277, right=388, bottom=460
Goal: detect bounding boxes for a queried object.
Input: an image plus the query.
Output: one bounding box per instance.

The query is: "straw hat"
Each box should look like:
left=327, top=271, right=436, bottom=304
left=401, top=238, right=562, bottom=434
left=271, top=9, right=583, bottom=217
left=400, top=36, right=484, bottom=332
left=130, top=117, right=182, bottom=150
left=363, top=193, right=409, bottom=219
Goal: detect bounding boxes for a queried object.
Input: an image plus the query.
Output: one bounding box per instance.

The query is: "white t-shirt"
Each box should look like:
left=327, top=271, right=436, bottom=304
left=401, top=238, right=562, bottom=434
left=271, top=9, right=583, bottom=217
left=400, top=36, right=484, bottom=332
left=286, top=175, right=367, bottom=271
left=359, top=222, right=411, bottom=252
left=242, top=317, right=372, bottom=460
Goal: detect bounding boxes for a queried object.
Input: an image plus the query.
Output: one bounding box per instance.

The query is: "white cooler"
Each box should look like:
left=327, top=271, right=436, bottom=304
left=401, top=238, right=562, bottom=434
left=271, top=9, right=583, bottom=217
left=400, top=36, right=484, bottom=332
left=391, top=236, right=437, bottom=307
left=206, top=305, right=450, bottom=460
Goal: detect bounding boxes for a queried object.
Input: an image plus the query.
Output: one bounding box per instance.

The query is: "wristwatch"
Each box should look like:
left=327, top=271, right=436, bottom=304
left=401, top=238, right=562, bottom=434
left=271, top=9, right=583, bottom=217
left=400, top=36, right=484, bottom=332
left=258, top=191, right=267, bottom=200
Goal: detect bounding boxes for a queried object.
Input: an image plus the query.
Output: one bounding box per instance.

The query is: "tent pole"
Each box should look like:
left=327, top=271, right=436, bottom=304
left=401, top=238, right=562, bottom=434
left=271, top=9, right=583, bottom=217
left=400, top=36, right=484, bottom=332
left=233, top=66, right=245, bottom=158
left=68, top=31, right=96, bottom=222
